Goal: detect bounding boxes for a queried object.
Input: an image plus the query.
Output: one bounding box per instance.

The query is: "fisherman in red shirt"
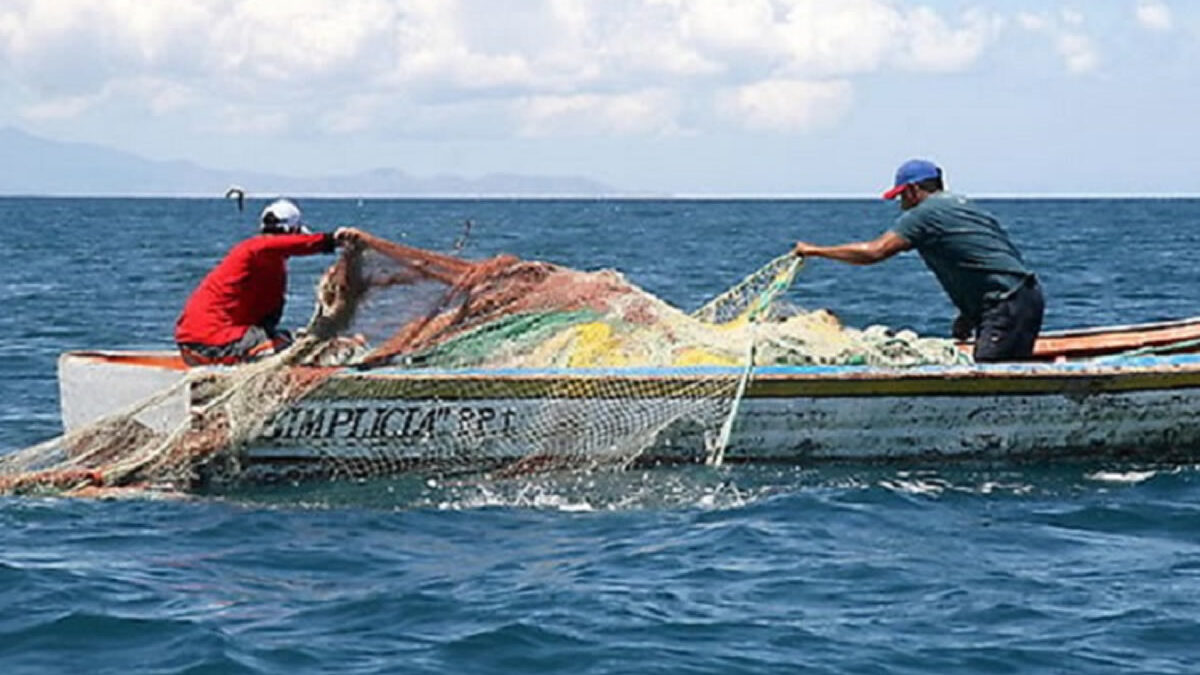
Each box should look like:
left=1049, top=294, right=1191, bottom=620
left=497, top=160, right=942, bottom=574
left=175, top=198, right=361, bottom=366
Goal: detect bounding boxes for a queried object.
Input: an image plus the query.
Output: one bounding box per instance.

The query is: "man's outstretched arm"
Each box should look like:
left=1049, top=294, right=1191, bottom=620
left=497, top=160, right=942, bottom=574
left=793, top=231, right=911, bottom=265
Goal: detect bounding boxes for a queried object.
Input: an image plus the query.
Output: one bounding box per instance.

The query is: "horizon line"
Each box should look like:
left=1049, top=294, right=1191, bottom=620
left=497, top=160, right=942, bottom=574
left=1, top=191, right=1199, bottom=200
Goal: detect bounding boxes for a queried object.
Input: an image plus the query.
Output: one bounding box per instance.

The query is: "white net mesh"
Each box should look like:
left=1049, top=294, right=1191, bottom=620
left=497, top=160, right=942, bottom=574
left=0, top=238, right=967, bottom=496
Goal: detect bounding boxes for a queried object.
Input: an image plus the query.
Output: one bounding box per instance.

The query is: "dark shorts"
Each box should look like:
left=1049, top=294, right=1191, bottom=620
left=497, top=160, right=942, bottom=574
left=177, top=326, right=293, bottom=367
left=974, top=277, right=1045, bottom=363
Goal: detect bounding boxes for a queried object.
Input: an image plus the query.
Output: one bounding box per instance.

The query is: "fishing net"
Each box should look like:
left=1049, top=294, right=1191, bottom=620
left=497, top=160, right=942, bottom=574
left=0, top=234, right=967, bottom=496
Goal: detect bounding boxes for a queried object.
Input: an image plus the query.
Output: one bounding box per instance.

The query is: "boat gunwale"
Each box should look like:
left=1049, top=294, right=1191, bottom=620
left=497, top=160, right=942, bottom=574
left=291, top=354, right=1200, bottom=402
left=59, top=327, right=1200, bottom=402
left=344, top=353, right=1200, bottom=380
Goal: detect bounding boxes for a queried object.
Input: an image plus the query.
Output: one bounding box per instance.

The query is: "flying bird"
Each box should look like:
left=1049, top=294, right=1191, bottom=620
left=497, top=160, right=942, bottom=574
left=224, top=186, right=246, bottom=212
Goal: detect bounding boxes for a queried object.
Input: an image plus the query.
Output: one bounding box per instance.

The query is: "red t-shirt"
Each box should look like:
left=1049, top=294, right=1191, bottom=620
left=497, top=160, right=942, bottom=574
left=175, top=233, right=334, bottom=346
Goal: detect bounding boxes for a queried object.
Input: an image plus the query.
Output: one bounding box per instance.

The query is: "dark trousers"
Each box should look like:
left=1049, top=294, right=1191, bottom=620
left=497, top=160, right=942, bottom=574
left=178, top=326, right=294, bottom=367
left=974, top=279, right=1045, bottom=363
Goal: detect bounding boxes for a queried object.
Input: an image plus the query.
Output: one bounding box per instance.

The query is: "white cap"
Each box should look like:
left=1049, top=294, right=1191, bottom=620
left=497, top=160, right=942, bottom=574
left=260, top=198, right=310, bottom=234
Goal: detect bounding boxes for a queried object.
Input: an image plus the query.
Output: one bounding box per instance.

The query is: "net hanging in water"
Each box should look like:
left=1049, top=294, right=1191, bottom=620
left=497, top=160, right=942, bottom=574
left=0, top=235, right=967, bottom=496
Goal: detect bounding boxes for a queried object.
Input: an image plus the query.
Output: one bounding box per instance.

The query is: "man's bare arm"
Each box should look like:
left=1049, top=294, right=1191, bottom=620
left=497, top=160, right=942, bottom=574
left=793, top=231, right=912, bottom=265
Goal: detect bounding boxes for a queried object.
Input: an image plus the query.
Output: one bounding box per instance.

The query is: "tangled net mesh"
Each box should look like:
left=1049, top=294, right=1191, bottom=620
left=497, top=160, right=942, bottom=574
left=0, top=236, right=967, bottom=496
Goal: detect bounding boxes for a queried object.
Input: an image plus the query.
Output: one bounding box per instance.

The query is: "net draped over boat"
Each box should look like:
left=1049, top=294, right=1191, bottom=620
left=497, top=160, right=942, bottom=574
left=0, top=235, right=968, bottom=496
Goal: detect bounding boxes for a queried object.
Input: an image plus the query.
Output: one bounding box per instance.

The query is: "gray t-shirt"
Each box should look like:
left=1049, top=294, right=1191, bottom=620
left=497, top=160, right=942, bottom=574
left=891, top=191, right=1033, bottom=320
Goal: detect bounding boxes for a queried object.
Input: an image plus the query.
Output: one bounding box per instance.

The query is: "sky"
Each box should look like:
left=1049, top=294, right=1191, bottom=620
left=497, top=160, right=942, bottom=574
left=0, top=0, right=1196, bottom=196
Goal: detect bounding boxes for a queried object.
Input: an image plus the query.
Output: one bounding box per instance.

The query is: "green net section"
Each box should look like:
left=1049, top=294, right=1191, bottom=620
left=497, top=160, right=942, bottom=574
left=0, top=239, right=968, bottom=496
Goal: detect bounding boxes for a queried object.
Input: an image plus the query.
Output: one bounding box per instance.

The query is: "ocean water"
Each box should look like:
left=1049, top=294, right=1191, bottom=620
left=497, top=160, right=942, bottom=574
left=2, top=197, right=1200, bottom=673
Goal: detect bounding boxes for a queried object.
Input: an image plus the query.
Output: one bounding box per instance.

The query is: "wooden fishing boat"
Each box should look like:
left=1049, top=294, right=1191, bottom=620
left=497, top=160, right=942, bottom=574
left=56, top=316, right=1200, bottom=478
left=1030, top=316, right=1200, bottom=361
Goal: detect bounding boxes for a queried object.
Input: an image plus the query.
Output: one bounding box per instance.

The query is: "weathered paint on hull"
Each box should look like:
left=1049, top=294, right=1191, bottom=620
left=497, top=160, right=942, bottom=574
left=245, top=386, right=1200, bottom=472
left=57, top=352, right=1200, bottom=480
left=239, top=359, right=1200, bottom=477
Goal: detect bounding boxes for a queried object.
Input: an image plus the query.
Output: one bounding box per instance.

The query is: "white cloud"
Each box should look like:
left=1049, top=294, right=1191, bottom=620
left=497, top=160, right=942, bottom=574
left=514, top=90, right=681, bottom=137
left=676, top=0, right=776, bottom=52
left=16, top=77, right=192, bottom=121
left=719, top=79, right=853, bottom=132
left=320, top=95, right=381, bottom=135
left=21, top=93, right=98, bottom=120
left=1015, top=9, right=1099, bottom=75
left=1016, top=12, right=1048, bottom=31
left=212, top=0, right=396, bottom=83
left=1060, top=9, right=1085, bottom=26
left=214, top=107, right=291, bottom=136
left=901, top=7, right=1000, bottom=72
left=0, top=0, right=1099, bottom=140
left=1057, top=33, right=1099, bottom=74
left=143, top=82, right=196, bottom=116
left=771, top=1, right=902, bottom=75
left=770, top=1, right=999, bottom=76
left=1135, top=1, right=1173, bottom=31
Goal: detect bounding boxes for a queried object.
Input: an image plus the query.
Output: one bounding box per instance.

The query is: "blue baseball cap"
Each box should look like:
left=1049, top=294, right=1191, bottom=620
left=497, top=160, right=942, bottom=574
left=882, top=159, right=941, bottom=199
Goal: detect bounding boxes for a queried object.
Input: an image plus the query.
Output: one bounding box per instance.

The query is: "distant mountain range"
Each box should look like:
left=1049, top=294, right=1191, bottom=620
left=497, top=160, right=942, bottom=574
left=0, top=127, right=614, bottom=197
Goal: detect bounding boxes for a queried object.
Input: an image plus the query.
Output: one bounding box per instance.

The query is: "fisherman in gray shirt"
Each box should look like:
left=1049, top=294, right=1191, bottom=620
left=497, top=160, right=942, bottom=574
left=793, top=159, right=1044, bottom=362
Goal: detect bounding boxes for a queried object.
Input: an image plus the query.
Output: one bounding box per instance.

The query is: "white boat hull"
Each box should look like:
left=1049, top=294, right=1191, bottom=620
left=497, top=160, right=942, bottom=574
left=57, top=351, right=1200, bottom=481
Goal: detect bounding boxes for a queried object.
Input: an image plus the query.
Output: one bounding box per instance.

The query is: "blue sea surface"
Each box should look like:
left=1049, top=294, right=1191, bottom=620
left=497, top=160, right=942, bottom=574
left=2, top=198, right=1200, bottom=673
